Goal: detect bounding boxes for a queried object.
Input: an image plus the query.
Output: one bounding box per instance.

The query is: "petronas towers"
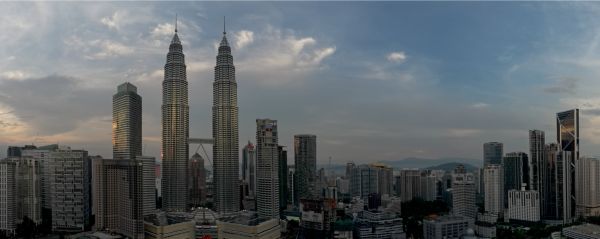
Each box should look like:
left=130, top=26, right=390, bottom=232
left=212, top=28, right=240, bottom=213
left=161, top=26, right=189, bottom=211
left=161, top=20, right=239, bottom=213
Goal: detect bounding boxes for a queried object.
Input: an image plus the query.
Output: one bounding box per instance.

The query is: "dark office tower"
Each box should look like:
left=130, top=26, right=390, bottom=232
left=294, top=134, right=317, bottom=205
left=212, top=21, right=240, bottom=214
left=188, top=153, right=206, bottom=207
left=483, top=142, right=503, bottom=166
left=556, top=109, right=579, bottom=223
left=113, top=82, right=142, bottom=160
left=542, top=143, right=559, bottom=219
left=161, top=23, right=189, bottom=211
left=256, top=119, right=279, bottom=219
left=242, top=142, right=256, bottom=198
left=7, top=146, right=22, bottom=157
left=503, top=152, right=529, bottom=206
left=529, top=130, right=545, bottom=191
left=278, top=145, right=288, bottom=213
left=346, top=162, right=355, bottom=179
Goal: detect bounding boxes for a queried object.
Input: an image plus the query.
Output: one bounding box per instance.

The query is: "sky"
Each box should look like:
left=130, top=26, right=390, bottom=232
left=2, top=2, right=600, bottom=166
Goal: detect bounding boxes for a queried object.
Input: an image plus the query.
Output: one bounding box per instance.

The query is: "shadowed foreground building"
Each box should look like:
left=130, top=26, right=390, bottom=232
left=93, top=156, right=156, bottom=238
left=188, top=153, right=206, bottom=207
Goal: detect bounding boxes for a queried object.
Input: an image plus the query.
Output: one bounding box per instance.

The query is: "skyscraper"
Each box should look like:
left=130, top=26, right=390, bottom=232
left=557, top=109, right=579, bottom=223
left=15, top=157, right=42, bottom=224
left=112, top=82, right=142, bottom=160
left=92, top=156, right=155, bottom=238
left=576, top=157, right=600, bottom=217
left=50, top=147, right=91, bottom=232
left=0, top=160, right=16, bottom=235
left=256, top=119, right=279, bottom=219
left=212, top=22, right=240, bottom=214
left=278, top=145, right=288, bottom=212
left=242, top=142, right=256, bottom=199
left=542, top=143, right=559, bottom=219
left=189, top=153, right=206, bottom=207
left=161, top=23, right=189, bottom=211
left=451, top=165, right=477, bottom=219
left=294, top=134, right=317, bottom=205
left=503, top=152, right=529, bottom=207
left=483, top=165, right=503, bottom=215
left=529, top=130, right=545, bottom=191
left=483, top=142, right=503, bottom=166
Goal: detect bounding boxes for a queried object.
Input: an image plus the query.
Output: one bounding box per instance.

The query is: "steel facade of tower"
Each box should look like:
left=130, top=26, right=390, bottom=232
left=557, top=109, right=579, bottom=223
left=294, top=134, right=317, bottom=205
left=529, top=130, right=545, bottom=192
left=161, top=29, right=189, bottom=211
left=112, top=82, right=142, bottom=160
left=212, top=29, right=240, bottom=213
left=256, top=119, right=280, bottom=219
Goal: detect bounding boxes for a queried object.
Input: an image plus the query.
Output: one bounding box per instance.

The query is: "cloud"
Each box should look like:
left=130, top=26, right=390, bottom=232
left=543, top=76, right=579, bottom=94
left=470, top=102, right=490, bottom=109
left=151, top=23, right=175, bottom=38
left=387, top=51, right=407, bottom=63
left=1, top=70, right=28, bottom=81
left=233, top=30, right=254, bottom=49
left=100, top=11, right=126, bottom=30
left=65, top=36, right=134, bottom=60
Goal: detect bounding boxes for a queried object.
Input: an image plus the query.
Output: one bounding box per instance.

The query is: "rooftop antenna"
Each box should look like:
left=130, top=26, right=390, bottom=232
left=175, top=14, right=178, bottom=33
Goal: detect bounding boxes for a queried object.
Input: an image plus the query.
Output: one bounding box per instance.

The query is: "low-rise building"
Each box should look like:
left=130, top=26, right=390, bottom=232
left=507, top=186, right=540, bottom=223
left=563, top=223, right=600, bottom=239
left=216, top=211, right=280, bottom=239
left=423, top=215, right=473, bottom=239
left=354, top=210, right=405, bottom=239
left=144, top=212, right=195, bottom=239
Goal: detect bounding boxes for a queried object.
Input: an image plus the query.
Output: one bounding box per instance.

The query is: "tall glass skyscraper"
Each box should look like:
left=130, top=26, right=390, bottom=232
left=212, top=26, right=240, bottom=213
left=161, top=25, right=189, bottom=211
left=557, top=109, right=579, bottom=223
left=112, top=82, right=142, bottom=160
left=529, top=130, right=545, bottom=191
left=503, top=152, right=529, bottom=207
left=294, top=134, right=317, bottom=205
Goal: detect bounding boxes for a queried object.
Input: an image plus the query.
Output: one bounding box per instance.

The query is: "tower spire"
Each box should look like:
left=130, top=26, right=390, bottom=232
left=223, top=16, right=226, bottom=35
left=175, top=14, right=178, bottom=33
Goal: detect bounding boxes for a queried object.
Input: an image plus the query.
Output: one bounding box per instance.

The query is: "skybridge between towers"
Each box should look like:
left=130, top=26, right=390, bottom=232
left=189, top=137, right=214, bottom=167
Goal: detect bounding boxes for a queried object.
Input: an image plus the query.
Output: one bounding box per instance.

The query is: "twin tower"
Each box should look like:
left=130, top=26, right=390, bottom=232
left=161, top=22, right=239, bottom=212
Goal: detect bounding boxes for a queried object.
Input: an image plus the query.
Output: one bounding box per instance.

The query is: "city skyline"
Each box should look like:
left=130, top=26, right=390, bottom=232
left=5, top=2, right=600, bottom=165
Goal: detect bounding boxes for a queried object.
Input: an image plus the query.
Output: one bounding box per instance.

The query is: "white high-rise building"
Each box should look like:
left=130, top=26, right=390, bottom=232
left=256, top=119, right=280, bottom=219
left=507, top=185, right=540, bottom=222
left=452, top=166, right=476, bottom=219
left=50, top=147, right=91, bottom=232
left=0, top=160, right=17, bottom=235
left=483, top=165, right=503, bottom=215
left=161, top=22, right=189, bottom=211
left=576, top=157, right=600, bottom=217
left=212, top=22, right=240, bottom=214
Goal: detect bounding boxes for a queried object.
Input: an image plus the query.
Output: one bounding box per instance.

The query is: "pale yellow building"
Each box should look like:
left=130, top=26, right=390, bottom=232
left=217, top=211, right=281, bottom=239
left=144, top=213, right=195, bottom=239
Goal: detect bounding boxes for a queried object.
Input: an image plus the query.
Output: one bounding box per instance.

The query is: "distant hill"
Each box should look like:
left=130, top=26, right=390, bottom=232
left=378, top=157, right=481, bottom=170
left=317, top=157, right=481, bottom=173
left=425, top=162, right=478, bottom=172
